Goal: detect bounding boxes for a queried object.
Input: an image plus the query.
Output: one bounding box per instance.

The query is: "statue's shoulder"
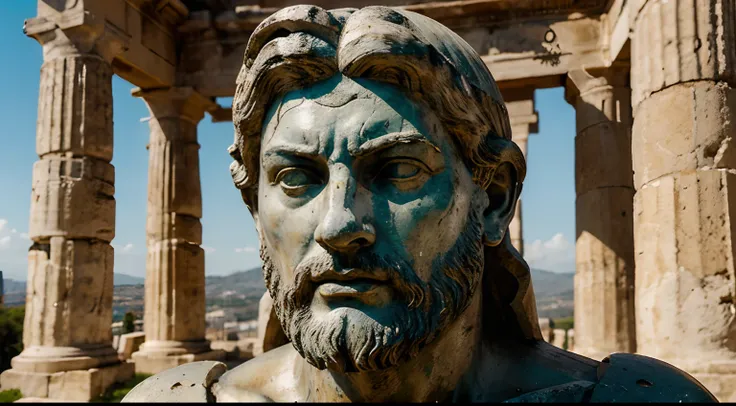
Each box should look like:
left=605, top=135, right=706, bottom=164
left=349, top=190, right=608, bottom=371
left=121, top=361, right=228, bottom=403
left=212, top=344, right=302, bottom=402
left=588, top=353, right=717, bottom=403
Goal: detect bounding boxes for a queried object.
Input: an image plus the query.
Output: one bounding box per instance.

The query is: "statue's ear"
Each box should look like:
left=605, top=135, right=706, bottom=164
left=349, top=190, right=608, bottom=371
left=483, top=162, right=521, bottom=246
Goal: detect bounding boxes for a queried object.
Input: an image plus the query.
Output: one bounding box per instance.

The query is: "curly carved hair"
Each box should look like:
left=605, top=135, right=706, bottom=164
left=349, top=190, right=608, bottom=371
left=229, top=5, right=542, bottom=341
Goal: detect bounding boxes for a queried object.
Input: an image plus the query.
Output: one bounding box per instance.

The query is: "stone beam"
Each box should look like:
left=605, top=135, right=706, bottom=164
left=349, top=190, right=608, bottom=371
left=30, top=0, right=185, bottom=89
left=480, top=16, right=607, bottom=84
left=603, top=0, right=630, bottom=64
left=180, top=12, right=607, bottom=98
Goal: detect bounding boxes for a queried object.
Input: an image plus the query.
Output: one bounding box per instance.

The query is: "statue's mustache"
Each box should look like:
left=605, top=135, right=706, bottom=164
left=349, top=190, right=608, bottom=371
left=287, top=250, right=430, bottom=310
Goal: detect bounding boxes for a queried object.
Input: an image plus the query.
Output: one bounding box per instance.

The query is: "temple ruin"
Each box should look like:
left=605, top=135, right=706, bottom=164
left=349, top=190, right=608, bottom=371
left=1, top=0, right=734, bottom=401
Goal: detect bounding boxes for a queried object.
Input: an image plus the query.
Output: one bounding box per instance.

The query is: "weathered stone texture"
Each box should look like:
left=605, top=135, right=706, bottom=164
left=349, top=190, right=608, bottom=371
left=567, top=68, right=636, bottom=360
left=137, top=88, right=210, bottom=346
left=131, top=87, right=223, bottom=374
left=1, top=363, right=134, bottom=402
left=131, top=349, right=226, bottom=376
left=254, top=291, right=289, bottom=356
left=118, top=332, right=146, bottom=360
left=144, top=241, right=206, bottom=342
left=575, top=188, right=636, bottom=356
left=29, top=157, right=115, bottom=242
left=630, top=1, right=736, bottom=400
left=24, top=238, right=114, bottom=348
left=630, top=0, right=736, bottom=108
left=634, top=170, right=736, bottom=367
left=632, top=81, right=736, bottom=189
left=35, top=57, right=113, bottom=161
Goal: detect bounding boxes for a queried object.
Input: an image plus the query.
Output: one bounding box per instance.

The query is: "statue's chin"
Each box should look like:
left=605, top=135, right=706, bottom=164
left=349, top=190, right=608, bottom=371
left=286, top=306, right=430, bottom=373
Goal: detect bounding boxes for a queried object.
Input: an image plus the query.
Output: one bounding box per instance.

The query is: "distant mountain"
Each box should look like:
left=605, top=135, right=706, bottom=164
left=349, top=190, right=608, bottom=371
left=2, top=278, right=26, bottom=295
left=114, top=273, right=145, bottom=286
left=530, top=268, right=574, bottom=298
left=205, top=268, right=265, bottom=298
left=530, top=268, right=574, bottom=319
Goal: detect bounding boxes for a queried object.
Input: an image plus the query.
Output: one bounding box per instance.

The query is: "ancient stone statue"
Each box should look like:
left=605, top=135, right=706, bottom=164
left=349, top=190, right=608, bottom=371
left=123, top=5, right=717, bottom=403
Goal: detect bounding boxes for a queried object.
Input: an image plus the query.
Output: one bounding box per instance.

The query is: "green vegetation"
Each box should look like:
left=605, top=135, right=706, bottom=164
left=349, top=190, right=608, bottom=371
left=0, top=389, right=22, bottom=403
left=0, top=306, right=25, bottom=373
left=94, top=373, right=151, bottom=403
left=123, top=311, right=136, bottom=334
left=553, top=316, right=574, bottom=331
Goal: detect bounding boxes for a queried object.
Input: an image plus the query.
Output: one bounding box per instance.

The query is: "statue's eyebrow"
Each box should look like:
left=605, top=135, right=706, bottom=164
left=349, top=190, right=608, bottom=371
left=262, top=144, right=321, bottom=160
left=351, top=131, right=442, bottom=157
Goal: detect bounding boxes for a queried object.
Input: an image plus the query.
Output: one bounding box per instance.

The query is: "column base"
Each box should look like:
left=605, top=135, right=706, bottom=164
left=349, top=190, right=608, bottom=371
left=692, top=373, right=736, bottom=402
left=0, top=361, right=134, bottom=401
left=10, top=345, right=122, bottom=374
left=131, top=342, right=225, bottom=375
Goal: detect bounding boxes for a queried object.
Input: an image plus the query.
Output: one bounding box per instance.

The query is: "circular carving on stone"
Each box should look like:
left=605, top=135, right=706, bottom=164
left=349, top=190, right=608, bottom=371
left=544, top=29, right=556, bottom=43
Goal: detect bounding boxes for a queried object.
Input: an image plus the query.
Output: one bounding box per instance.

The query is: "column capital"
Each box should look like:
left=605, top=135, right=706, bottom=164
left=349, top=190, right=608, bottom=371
left=24, top=9, right=129, bottom=64
left=564, top=65, right=629, bottom=105
left=133, top=87, right=218, bottom=124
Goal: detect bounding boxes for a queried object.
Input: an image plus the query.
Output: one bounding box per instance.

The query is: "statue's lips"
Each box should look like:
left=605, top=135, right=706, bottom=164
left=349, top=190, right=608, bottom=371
left=317, top=279, right=386, bottom=298
left=311, top=268, right=390, bottom=283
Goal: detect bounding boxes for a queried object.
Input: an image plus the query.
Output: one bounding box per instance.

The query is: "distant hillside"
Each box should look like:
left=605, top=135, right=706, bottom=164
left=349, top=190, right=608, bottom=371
left=530, top=268, right=574, bottom=319
left=205, top=267, right=265, bottom=299
left=2, top=278, right=25, bottom=295
left=530, top=268, right=574, bottom=298
left=114, top=273, right=145, bottom=286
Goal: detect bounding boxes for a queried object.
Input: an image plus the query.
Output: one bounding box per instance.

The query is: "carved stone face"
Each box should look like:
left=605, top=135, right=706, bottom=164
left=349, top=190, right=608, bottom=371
left=255, top=75, right=488, bottom=372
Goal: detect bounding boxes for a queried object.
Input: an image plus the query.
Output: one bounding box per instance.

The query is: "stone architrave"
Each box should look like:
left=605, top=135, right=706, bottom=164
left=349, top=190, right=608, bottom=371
left=0, top=13, right=133, bottom=401
left=630, top=0, right=736, bottom=401
left=565, top=66, right=636, bottom=362
left=503, top=88, right=539, bottom=256
left=130, top=87, right=224, bottom=375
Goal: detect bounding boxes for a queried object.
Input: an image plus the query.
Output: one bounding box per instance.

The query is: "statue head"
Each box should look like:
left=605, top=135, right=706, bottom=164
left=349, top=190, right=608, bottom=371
left=229, top=5, right=542, bottom=373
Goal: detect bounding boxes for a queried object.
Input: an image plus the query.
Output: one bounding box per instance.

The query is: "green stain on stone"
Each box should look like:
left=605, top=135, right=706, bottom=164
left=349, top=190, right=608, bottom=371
left=424, top=363, right=434, bottom=378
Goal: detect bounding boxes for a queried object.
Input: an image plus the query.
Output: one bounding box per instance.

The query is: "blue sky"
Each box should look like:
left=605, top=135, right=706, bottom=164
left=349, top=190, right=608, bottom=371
left=0, top=2, right=576, bottom=280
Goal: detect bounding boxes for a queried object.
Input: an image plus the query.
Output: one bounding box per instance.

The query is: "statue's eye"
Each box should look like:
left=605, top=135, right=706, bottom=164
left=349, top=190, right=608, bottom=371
left=276, top=168, right=320, bottom=196
left=378, top=161, right=423, bottom=181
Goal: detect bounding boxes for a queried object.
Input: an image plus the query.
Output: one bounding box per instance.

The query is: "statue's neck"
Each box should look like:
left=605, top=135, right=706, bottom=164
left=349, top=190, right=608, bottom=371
left=300, top=292, right=492, bottom=402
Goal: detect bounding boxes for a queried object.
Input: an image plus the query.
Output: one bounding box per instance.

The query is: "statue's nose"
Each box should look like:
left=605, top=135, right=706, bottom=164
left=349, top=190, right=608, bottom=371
left=314, top=166, right=376, bottom=254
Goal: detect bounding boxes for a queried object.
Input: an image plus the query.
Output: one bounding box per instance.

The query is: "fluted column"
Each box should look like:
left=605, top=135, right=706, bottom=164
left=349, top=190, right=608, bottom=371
left=565, top=66, right=636, bottom=361
left=504, top=88, right=538, bottom=256
left=130, top=87, right=224, bottom=374
left=0, top=12, right=133, bottom=401
left=630, top=0, right=736, bottom=400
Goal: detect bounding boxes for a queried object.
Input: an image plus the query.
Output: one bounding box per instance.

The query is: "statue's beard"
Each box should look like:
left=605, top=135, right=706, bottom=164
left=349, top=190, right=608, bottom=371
left=259, top=207, right=485, bottom=373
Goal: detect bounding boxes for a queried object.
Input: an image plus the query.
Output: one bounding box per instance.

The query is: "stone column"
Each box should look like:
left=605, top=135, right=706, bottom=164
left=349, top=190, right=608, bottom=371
left=630, top=0, right=736, bottom=401
left=0, top=15, right=133, bottom=401
left=130, top=87, right=224, bottom=374
left=565, top=67, right=636, bottom=361
left=504, top=88, right=538, bottom=256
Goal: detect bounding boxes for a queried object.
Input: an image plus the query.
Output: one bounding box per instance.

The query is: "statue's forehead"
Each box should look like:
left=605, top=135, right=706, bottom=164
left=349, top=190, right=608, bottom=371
left=261, top=78, right=430, bottom=154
